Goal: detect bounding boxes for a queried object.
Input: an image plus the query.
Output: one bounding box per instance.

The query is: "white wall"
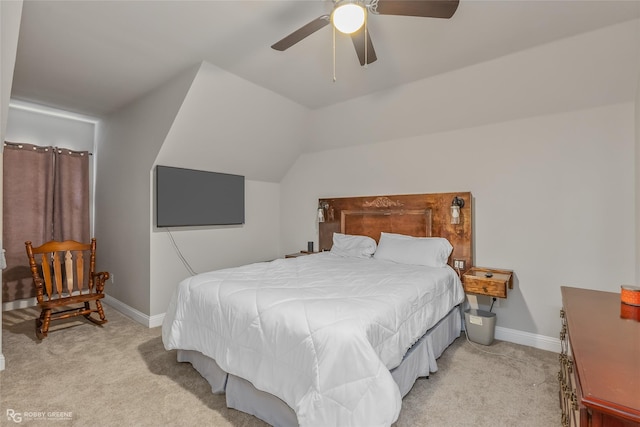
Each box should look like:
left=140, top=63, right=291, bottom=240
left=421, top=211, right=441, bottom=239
left=5, top=103, right=95, bottom=150
left=281, top=103, right=636, bottom=340
left=1, top=0, right=22, bottom=143
left=95, top=65, right=199, bottom=316
left=155, top=62, right=308, bottom=183
left=307, top=19, right=640, bottom=153
left=149, top=61, right=308, bottom=317
left=96, top=61, right=308, bottom=321
left=0, top=0, right=23, bottom=372
left=636, top=72, right=640, bottom=284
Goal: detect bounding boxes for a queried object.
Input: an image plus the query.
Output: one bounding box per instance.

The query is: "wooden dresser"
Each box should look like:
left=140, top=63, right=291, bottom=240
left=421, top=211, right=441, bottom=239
left=559, top=286, right=640, bottom=427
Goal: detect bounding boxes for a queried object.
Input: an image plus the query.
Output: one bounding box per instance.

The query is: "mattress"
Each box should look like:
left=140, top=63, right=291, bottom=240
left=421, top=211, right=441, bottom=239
left=163, top=252, right=465, bottom=426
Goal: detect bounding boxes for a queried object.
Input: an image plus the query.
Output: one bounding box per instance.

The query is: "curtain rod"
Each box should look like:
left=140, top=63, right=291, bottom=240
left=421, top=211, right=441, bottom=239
left=3, top=141, right=92, bottom=156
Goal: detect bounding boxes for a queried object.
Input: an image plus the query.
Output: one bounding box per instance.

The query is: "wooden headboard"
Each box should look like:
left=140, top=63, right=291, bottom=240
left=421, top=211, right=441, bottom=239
left=318, top=192, right=473, bottom=270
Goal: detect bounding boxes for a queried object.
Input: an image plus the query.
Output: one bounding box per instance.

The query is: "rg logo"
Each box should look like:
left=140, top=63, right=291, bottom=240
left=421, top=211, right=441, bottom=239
left=6, top=409, right=22, bottom=423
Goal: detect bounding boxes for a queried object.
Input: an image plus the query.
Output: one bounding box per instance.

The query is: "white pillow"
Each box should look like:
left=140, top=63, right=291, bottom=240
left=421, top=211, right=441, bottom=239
left=373, top=232, right=453, bottom=267
left=330, top=233, right=377, bottom=258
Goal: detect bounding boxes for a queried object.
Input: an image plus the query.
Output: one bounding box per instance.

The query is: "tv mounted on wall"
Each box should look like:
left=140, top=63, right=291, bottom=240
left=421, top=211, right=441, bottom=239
left=156, top=165, right=245, bottom=227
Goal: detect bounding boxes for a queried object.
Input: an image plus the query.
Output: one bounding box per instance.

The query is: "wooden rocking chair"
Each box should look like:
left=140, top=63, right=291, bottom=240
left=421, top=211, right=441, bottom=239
left=25, top=238, right=109, bottom=339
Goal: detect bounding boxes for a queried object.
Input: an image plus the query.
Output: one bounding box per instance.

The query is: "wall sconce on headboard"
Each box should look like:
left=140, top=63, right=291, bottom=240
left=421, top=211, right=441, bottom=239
left=451, top=196, right=465, bottom=225
left=318, top=201, right=329, bottom=223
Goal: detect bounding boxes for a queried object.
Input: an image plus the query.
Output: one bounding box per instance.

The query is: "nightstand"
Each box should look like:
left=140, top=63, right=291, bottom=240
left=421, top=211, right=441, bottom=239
left=462, top=266, right=513, bottom=298
left=285, top=251, right=317, bottom=259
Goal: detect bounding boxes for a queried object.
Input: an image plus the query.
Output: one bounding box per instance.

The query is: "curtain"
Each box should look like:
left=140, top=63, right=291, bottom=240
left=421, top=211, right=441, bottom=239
left=53, top=148, right=90, bottom=243
left=2, top=142, right=89, bottom=302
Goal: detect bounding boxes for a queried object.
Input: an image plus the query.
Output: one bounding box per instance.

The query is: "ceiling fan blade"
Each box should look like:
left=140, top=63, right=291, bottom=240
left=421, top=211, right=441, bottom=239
left=271, top=15, right=330, bottom=51
left=351, top=28, right=377, bottom=66
left=374, top=0, right=459, bottom=19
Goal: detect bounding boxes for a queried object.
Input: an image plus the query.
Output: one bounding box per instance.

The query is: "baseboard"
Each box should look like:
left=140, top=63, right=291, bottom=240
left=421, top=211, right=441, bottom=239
left=102, top=295, right=165, bottom=328
left=1, top=295, right=165, bottom=328
left=495, top=325, right=561, bottom=353
left=2, top=297, right=37, bottom=311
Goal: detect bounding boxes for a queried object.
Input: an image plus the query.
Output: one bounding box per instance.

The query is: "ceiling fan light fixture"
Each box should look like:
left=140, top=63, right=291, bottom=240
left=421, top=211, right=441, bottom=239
left=332, top=1, right=366, bottom=34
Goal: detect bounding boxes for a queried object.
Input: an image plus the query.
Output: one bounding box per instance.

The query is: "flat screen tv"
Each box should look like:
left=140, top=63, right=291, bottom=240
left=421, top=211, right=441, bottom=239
left=156, top=165, right=245, bottom=227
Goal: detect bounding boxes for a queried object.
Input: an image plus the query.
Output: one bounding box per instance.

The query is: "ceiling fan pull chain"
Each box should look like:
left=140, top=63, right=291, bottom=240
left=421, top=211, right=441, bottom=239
left=333, top=25, right=337, bottom=82
left=364, top=13, right=368, bottom=68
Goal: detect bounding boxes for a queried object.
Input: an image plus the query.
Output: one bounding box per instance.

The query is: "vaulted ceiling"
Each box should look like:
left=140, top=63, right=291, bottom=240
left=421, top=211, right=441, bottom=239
left=10, top=0, right=640, bottom=118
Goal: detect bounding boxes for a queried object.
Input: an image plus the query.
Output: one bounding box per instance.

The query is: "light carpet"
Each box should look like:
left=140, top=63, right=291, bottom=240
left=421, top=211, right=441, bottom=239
left=1, top=304, right=560, bottom=426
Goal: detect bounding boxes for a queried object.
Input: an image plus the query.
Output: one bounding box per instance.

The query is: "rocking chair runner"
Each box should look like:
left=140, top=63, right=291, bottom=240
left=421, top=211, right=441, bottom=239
left=25, top=238, right=109, bottom=339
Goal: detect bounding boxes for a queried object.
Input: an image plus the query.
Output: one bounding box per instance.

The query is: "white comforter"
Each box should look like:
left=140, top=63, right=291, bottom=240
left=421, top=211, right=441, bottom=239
left=162, top=252, right=464, bottom=427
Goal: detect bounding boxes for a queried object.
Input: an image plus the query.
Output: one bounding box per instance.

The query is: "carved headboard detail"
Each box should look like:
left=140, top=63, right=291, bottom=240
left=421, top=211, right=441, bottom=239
left=318, top=192, right=473, bottom=270
left=362, top=196, right=404, bottom=208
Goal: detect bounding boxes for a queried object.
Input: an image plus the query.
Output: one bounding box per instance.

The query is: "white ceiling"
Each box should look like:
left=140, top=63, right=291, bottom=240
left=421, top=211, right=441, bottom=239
left=10, top=0, right=640, bottom=117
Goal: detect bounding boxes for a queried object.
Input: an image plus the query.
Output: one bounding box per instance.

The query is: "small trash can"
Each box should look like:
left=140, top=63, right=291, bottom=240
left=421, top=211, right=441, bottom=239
left=464, top=308, right=496, bottom=345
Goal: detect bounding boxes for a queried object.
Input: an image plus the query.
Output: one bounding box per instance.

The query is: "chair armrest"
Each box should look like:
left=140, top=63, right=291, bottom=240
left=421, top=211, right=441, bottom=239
left=91, top=271, right=110, bottom=293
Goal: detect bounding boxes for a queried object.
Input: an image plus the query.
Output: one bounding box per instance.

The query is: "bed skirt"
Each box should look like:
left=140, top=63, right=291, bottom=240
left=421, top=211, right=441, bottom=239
left=176, top=305, right=462, bottom=426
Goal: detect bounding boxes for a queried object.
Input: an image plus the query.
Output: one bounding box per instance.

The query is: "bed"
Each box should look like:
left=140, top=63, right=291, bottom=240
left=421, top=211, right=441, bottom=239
left=162, top=192, right=472, bottom=427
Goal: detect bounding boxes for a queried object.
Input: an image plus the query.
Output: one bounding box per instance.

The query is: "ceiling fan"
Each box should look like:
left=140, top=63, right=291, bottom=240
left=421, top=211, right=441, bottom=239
left=271, top=0, right=460, bottom=66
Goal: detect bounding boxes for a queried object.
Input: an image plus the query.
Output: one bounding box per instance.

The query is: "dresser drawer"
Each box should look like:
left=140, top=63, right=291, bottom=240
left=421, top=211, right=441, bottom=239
left=462, top=267, right=513, bottom=298
left=559, top=310, right=583, bottom=427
